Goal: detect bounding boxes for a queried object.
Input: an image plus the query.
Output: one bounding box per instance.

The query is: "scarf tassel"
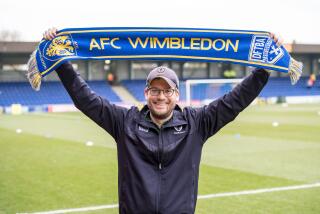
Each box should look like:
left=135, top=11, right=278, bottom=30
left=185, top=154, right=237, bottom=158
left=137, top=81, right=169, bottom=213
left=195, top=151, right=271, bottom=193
left=27, top=50, right=42, bottom=91
left=288, top=58, right=303, bottom=85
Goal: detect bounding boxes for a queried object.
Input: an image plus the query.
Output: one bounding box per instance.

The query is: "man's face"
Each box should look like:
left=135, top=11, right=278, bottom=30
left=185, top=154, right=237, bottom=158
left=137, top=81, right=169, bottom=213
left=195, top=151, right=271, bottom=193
left=144, top=78, right=179, bottom=120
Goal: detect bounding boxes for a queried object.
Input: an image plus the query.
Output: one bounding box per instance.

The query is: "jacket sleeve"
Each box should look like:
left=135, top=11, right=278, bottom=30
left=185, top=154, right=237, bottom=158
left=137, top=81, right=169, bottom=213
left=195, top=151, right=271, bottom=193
left=196, top=68, right=270, bottom=142
left=55, top=62, right=127, bottom=141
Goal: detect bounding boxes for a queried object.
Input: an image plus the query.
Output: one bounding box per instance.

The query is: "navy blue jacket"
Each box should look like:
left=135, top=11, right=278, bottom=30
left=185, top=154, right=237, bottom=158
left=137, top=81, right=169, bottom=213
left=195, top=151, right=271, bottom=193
left=56, top=63, right=269, bottom=214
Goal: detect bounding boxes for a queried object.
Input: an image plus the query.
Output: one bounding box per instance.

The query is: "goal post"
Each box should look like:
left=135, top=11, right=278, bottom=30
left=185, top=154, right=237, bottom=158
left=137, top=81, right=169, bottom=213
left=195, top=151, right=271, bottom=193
left=185, top=78, right=243, bottom=106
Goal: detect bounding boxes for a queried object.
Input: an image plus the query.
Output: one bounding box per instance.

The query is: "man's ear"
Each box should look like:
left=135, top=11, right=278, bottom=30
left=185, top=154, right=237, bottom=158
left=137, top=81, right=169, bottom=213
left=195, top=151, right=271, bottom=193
left=144, top=88, right=148, bottom=100
left=175, top=90, right=180, bottom=102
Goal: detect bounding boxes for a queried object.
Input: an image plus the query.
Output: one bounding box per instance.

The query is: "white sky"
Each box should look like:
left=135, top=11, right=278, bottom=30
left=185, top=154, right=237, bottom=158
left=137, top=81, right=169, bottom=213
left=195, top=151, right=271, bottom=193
left=1, top=0, right=319, bottom=43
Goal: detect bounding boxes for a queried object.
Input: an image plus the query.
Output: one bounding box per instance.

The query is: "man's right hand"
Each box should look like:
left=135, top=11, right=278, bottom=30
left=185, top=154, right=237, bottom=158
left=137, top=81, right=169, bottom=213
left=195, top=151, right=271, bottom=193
left=43, top=27, right=58, bottom=40
left=269, top=32, right=284, bottom=47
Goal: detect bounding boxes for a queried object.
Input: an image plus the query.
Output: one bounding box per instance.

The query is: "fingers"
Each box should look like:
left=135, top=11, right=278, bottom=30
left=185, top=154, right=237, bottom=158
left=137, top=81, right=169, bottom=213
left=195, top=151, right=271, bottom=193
left=43, top=27, right=58, bottom=40
left=269, top=32, right=284, bottom=47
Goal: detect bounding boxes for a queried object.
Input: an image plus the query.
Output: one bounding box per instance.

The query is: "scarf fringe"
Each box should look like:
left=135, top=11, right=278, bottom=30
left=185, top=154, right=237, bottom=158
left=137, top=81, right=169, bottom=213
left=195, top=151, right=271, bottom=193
left=27, top=50, right=42, bottom=91
left=288, top=58, right=303, bottom=85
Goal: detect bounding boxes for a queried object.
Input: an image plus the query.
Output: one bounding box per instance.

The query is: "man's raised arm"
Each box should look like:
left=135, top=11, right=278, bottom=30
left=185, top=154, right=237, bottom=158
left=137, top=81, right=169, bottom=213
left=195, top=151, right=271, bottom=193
left=44, top=28, right=127, bottom=140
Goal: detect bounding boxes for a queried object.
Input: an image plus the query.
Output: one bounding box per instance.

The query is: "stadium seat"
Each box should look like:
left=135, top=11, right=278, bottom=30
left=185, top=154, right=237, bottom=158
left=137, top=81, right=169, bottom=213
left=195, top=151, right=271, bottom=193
left=0, top=81, right=121, bottom=107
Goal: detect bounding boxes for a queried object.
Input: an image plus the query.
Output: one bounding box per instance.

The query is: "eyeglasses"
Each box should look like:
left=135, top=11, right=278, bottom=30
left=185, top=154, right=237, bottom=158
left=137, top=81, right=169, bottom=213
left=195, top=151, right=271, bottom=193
left=147, top=87, right=176, bottom=97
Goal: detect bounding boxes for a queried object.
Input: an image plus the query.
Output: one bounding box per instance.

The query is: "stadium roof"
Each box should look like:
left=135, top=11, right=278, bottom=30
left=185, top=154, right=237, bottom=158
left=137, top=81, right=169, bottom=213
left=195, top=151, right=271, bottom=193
left=0, top=41, right=320, bottom=54
left=0, top=42, right=37, bottom=54
left=290, top=44, right=320, bottom=54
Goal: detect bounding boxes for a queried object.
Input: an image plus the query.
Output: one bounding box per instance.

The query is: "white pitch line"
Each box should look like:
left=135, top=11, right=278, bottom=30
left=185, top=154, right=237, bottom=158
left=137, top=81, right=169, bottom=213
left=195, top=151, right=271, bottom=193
left=197, top=182, right=320, bottom=199
left=20, top=204, right=119, bottom=214
left=23, top=182, right=320, bottom=214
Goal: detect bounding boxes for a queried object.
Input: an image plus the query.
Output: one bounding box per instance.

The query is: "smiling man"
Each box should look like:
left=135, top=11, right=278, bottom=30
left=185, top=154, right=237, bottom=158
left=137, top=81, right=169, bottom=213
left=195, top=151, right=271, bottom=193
left=44, top=28, right=281, bottom=214
left=145, top=66, right=180, bottom=127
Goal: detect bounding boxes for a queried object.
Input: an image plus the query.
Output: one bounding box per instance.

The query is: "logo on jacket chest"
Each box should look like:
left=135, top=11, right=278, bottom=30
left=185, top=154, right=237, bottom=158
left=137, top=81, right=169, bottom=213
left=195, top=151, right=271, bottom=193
left=138, top=125, right=149, bottom=133
left=173, top=125, right=185, bottom=134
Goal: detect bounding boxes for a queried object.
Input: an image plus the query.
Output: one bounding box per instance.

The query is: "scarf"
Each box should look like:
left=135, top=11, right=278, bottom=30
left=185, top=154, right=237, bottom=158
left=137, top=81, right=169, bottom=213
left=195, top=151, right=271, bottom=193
left=27, top=27, right=303, bottom=91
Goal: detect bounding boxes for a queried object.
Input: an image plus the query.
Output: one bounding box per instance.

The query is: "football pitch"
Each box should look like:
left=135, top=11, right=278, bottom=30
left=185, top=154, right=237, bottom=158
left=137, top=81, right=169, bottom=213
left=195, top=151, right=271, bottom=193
left=0, top=103, right=320, bottom=214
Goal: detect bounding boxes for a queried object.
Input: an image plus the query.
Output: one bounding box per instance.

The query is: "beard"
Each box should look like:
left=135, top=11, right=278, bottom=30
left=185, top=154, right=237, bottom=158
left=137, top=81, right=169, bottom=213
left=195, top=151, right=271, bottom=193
left=149, top=107, right=172, bottom=120
left=147, top=100, right=174, bottom=121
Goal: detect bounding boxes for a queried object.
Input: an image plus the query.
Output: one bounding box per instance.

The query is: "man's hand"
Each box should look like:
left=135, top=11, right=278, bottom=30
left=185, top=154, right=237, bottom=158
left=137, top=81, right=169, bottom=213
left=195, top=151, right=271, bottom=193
left=263, top=32, right=284, bottom=74
left=43, top=27, right=58, bottom=40
left=269, top=32, right=284, bottom=47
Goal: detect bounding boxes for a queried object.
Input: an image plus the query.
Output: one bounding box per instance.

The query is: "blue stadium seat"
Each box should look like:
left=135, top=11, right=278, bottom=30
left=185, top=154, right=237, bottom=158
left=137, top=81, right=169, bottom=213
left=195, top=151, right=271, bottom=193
left=0, top=81, right=121, bottom=107
left=260, top=76, right=320, bottom=97
left=122, top=80, right=146, bottom=102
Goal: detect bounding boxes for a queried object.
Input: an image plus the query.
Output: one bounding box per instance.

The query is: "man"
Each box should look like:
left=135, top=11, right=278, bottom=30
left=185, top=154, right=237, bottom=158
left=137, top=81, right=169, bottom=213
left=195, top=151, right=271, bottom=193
left=44, top=28, right=282, bottom=214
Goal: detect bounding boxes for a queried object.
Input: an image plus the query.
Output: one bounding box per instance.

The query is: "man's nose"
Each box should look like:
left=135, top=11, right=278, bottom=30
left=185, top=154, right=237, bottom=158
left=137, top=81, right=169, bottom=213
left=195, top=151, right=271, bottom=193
left=157, top=90, right=166, bottom=99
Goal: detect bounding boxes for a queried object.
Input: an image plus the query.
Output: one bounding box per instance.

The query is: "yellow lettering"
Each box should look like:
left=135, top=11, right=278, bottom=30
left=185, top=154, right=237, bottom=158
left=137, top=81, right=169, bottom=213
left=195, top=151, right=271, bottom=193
left=200, top=38, right=212, bottom=50
left=111, top=38, right=121, bottom=49
left=226, top=39, right=239, bottom=52
left=153, top=37, right=169, bottom=48
left=190, top=38, right=200, bottom=50
left=128, top=37, right=149, bottom=49
left=212, top=39, right=226, bottom=51
left=89, top=38, right=101, bottom=50
left=100, top=38, right=110, bottom=50
left=181, top=38, right=190, bottom=49
left=170, top=38, right=181, bottom=49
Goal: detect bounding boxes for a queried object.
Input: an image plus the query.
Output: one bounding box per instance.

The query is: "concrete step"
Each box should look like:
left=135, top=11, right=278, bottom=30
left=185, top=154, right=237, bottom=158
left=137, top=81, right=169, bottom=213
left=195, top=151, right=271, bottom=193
left=111, top=85, right=141, bottom=106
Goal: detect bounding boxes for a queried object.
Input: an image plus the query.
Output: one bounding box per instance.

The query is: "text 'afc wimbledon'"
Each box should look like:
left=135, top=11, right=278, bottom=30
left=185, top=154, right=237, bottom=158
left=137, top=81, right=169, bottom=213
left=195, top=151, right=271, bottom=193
left=89, top=37, right=239, bottom=52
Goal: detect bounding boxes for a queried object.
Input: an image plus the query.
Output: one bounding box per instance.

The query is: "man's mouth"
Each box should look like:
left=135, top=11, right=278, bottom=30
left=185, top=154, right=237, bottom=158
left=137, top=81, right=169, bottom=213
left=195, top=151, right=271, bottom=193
left=154, top=102, right=167, bottom=108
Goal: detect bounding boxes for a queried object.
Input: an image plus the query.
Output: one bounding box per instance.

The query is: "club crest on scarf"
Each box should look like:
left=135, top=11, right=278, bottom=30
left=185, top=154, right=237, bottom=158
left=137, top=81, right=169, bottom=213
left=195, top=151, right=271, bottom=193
left=43, top=35, right=76, bottom=61
left=249, top=35, right=284, bottom=64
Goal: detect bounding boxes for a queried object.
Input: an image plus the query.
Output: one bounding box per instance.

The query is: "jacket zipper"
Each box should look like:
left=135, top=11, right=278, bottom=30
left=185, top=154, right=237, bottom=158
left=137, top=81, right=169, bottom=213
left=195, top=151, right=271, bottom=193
left=159, top=127, right=164, bottom=169
left=156, top=128, right=163, bottom=213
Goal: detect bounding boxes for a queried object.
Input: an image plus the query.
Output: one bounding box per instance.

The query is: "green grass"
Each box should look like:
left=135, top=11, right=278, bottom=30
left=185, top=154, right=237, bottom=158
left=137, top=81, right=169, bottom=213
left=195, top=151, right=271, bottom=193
left=0, top=104, right=320, bottom=213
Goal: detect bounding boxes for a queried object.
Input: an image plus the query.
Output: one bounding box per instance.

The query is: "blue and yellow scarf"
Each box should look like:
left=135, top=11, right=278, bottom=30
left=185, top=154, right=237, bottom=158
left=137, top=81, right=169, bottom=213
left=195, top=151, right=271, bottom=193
left=27, top=27, right=303, bottom=90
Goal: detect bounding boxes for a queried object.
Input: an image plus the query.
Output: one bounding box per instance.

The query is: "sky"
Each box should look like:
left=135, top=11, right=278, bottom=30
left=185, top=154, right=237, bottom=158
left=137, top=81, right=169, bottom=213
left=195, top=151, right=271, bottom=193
left=1, top=0, right=320, bottom=44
